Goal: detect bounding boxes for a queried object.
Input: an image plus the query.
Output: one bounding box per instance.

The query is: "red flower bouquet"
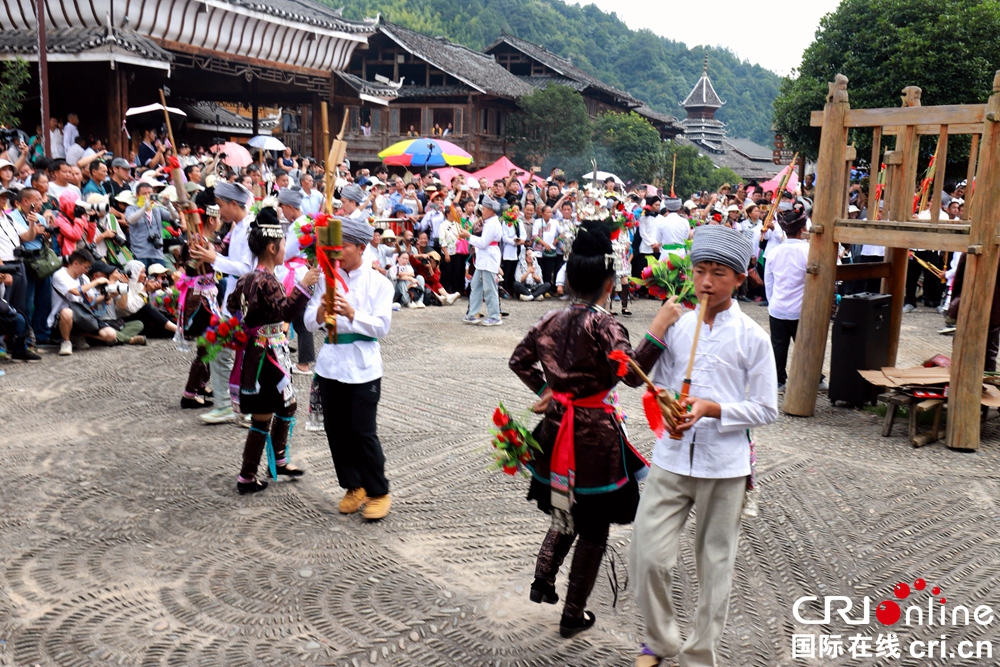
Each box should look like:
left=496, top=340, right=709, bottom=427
left=489, top=402, right=541, bottom=476
left=631, top=244, right=697, bottom=308
left=197, top=314, right=248, bottom=362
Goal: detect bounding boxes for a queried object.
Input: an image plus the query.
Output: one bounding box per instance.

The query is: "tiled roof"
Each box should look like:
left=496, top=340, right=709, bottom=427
left=214, top=0, right=378, bottom=33
left=335, top=72, right=400, bottom=103
left=681, top=63, right=724, bottom=109
left=485, top=34, right=641, bottom=106
left=675, top=136, right=776, bottom=180
left=725, top=137, right=772, bottom=161
left=179, top=101, right=279, bottom=132
left=634, top=105, right=681, bottom=127
left=395, top=84, right=474, bottom=99
left=378, top=21, right=533, bottom=99
left=520, top=74, right=587, bottom=92
left=0, top=26, right=172, bottom=62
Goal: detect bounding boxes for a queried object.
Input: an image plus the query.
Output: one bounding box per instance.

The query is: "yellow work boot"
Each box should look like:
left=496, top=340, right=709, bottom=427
left=338, top=488, right=367, bottom=514
left=361, top=494, right=391, bottom=520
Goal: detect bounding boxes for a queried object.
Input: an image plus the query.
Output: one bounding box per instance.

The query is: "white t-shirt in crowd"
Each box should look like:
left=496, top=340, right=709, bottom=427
left=49, top=267, right=86, bottom=328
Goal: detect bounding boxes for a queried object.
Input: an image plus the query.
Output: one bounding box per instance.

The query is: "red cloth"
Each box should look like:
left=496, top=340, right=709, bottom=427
left=549, top=390, right=614, bottom=505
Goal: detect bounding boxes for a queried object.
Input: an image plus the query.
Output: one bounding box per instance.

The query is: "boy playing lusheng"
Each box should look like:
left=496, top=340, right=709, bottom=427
left=632, top=224, right=778, bottom=667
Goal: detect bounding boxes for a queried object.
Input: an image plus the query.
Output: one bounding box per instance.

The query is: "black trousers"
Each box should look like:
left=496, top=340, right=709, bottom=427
left=292, top=314, right=315, bottom=364
left=125, top=303, right=173, bottom=338
left=905, top=250, right=944, bottom=307
left=540, top=255, right=562, bottom=289
left=442, top=253, right=467, bottom=294
left=769, top=316, right=798, bottom=386
left=501, top=258, right=518, bottom=296
left=318, top=377, right=389, bottom=496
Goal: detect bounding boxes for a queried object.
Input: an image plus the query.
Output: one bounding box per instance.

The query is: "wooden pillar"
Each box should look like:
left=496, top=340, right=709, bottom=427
left=784, top=74, right=851, bottom=416
left=311, top=92, right=322, bottom=159
left=107, top=66, right=124, bottom=159
left=947, top=71, right=1000, bottom=451
left=251, top=78, right=259, bottom=137
left=885, top=89, right=922, bottom=366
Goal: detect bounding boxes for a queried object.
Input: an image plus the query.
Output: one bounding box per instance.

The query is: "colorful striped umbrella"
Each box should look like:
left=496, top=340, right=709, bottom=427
left=378, top=137, right=472, bottom=168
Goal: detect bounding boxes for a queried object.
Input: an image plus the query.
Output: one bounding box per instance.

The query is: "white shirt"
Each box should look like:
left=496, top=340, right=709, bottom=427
left=49, top=128, right=65, bottom=158
left=500, top=219, right=525, bottom=261
left=650, top=301, right=778, bottom=478
left=0, top=213, right=20, bottom=261
left=47, top=182, right=81, bottom=201
left=761, top=225, right=786, bottom=261
left=532, top=218, right=560, bottom=252
left=48, top=267, right=85, bottom=327
left=469, top=214, right=502, bottom=273
left=62, top=122, right=79, bottom=156
left=65, top=143, right=85, bottom=167
left=423, top=209, right=445, bottom=242
left=656, top=212, right=689, bottom=258
left=765, top=237, right=809, bottom=321
left=638, top=214, right=660, bottom=254
left=304, top=263, right=394, bottom=384
left=283, top=214, right=309, bottom=259
left=300, top=189, right=323, bottom=216
left=212, top=215, right=255, bottom=317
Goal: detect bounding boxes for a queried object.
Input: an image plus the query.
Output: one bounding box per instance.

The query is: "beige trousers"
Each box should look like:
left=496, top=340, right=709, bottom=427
left=631, top=465, right=745, bottom=667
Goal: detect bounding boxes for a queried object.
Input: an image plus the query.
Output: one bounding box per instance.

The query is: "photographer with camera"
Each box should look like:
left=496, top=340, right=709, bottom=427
left=125, top=181, right=172, bottom=267
left=47, top=248, right=119, bottom=355
left=9, top=187, right=56, bottom=344
left=86, top=260, right=146, bottom=347
left=0, top=188, right=29, bottom=316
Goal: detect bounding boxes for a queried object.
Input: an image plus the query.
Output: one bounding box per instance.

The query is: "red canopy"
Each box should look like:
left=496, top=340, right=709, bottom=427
left=471, top=156, right=546, bottom=187
left=429, top=166, right=475, bottom=185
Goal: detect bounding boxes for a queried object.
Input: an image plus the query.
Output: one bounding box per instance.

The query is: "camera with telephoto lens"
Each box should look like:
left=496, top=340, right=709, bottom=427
left=0, top=128, right=18, bottom=151
left=74, top=200, right=111, bottom=218
left=148, top=231, right=164, bottom=250
left=99, top=282, right=129, bottom=296
left=0, top=262, right=22, bottom=276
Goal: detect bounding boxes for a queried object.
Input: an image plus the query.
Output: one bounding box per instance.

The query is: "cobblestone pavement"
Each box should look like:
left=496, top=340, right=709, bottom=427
left=1, top=298, right=999, bottom=667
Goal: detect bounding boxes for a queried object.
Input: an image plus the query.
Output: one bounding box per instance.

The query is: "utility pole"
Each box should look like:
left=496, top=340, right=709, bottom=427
left=37, top=0, right=50, bottom=155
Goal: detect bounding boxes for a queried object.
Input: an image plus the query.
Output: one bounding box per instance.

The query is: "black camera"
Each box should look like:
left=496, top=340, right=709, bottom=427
left=148, top=232, right=164, bottom=250
left=0, top=262, right=22, bottom=276
left=0, top=128, right=18, bottom=151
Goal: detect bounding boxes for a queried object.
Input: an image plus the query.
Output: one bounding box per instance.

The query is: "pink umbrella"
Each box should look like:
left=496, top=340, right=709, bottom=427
left=759, top=165, right=799, bottom=196
left=471, top=156, right=545, bottom=186
left=210, top=141, right=253, bottom=168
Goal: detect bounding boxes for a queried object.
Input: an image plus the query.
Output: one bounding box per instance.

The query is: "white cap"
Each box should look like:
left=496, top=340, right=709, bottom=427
left=848, top=204, right=860, bottom=214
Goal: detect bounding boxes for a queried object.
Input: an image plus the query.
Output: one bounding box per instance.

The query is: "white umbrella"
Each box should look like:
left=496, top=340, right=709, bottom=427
left=248, top=135, right=286, bottom=151
left=582, top=170, right=624, bottom=186
left=124, top=103, right=187, bottom=121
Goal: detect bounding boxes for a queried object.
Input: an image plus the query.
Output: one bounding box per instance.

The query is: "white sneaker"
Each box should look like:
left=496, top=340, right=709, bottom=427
left=446, top=293, right=460, bottom=305
left=59, top=340, right=73, bottom=356
left=407, top=302, right=419, bottom=309
left=416, top=301, right=426, bottom=309
left=200, top=406, right=236, bottom=424
left=481, top=317, right=503, bottom=327
left=902, top=303, right=916, bottom=313
left=519, top=294, right=533, bottom=301
left=392, top=302, right=401, bottom=311
left=535, top=294, right=544, bottom=302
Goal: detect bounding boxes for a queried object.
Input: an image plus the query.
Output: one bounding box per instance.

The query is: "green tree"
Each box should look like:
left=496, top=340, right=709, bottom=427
left=772, top=0, right=1000, bottom=168
left=661, top=142, right=741, bottom=198
left=0, top=59, right=30, bottom=128
left=591, top=111, right=661, bottom=184
left=507, top=84, right=591, bottom=169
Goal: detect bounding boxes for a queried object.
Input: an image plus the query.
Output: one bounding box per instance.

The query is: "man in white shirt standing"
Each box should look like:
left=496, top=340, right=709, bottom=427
left=764, top=207, right=812, bottom=391
left=636, top=195, right=662, bottom=271
left=656, top=196, right=690, bottom=260
left=305, top=216, right=394, bottom=521
left=632, top=224, right=777, bottom=667
left=62, top=113, right=79, bottom=158
left=48, top=117, right=65, bottom=159
left=190, top=182, right=256, bottom=424
left=298, top=173, right=323, bottom=216
left=459, top=194, right=503, bottom=326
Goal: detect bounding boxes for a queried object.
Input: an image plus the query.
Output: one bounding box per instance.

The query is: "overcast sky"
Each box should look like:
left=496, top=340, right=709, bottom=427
left=579, top=0, right=844, bottom=75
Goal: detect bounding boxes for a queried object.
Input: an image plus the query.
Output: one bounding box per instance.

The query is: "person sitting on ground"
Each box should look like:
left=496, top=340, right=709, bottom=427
left=419, top=250, right=459, bottom=306
left=86, top=260, right=147, bottom=346
left=514, top=249, right=550, bottom=302
left=388, top=252, right=425, bottom=309
left=48, top=248, right=120, bottom=355
left=119, top=260, right=179, bottom=338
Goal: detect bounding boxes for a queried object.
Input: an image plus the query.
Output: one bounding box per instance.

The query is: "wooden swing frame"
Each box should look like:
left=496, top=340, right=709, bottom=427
left=784, top=71, right=1000, bottom=452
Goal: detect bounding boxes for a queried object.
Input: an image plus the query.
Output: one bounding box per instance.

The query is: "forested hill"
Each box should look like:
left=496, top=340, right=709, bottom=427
left=333, top=0, right=782, bottom=144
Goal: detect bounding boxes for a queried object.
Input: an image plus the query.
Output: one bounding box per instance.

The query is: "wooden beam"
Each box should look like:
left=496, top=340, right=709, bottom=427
left=809, top=104, right=985, bottom=128
left=964, top=134, right=980, bottom=218
left=155, top=38, right=333, bottom=78
left=784, top=74, right=851, bottom=417
left=882, top=123, right=982, bottom=135
left=886, top=118, right=921, bottom=366
left=948, top=71, right=1000, bottom=452
left=833, top=223, right=971, bottom=253
left=835, top=261, right=892, bottom=281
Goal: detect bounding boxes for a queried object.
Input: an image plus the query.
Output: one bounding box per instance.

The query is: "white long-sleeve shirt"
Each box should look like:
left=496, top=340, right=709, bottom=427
left=656, top=212, right=689, bottom=258
left=500, top=219, right=525, bottom=261
left=638, top=214, right=660, bottom=254
left=469, top=214, right=502, bottom=273
left=304, top=263, right=394, bottom=384
left=761, top=224, right=786, bottom=261
left=213, top=215, right=255, bottom=317
left=62, top=122, right=79, bottom=156
left=765, top=237, right=809, bottom=321
left=650, top=301, right=778, bottom=478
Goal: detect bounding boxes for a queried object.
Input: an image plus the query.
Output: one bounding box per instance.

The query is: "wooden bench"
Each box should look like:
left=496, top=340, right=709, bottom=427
left=878, top=392, right=944, bottom=447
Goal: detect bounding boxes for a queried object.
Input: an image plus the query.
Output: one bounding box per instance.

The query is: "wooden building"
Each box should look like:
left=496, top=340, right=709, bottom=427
left=0, top=0, right=377, bottom=159
left=337, top=20, right=534, bottom=167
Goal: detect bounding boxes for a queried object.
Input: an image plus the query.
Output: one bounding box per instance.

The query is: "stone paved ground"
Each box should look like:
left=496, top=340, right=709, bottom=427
left=1, top=298, right=1000, bottom=667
